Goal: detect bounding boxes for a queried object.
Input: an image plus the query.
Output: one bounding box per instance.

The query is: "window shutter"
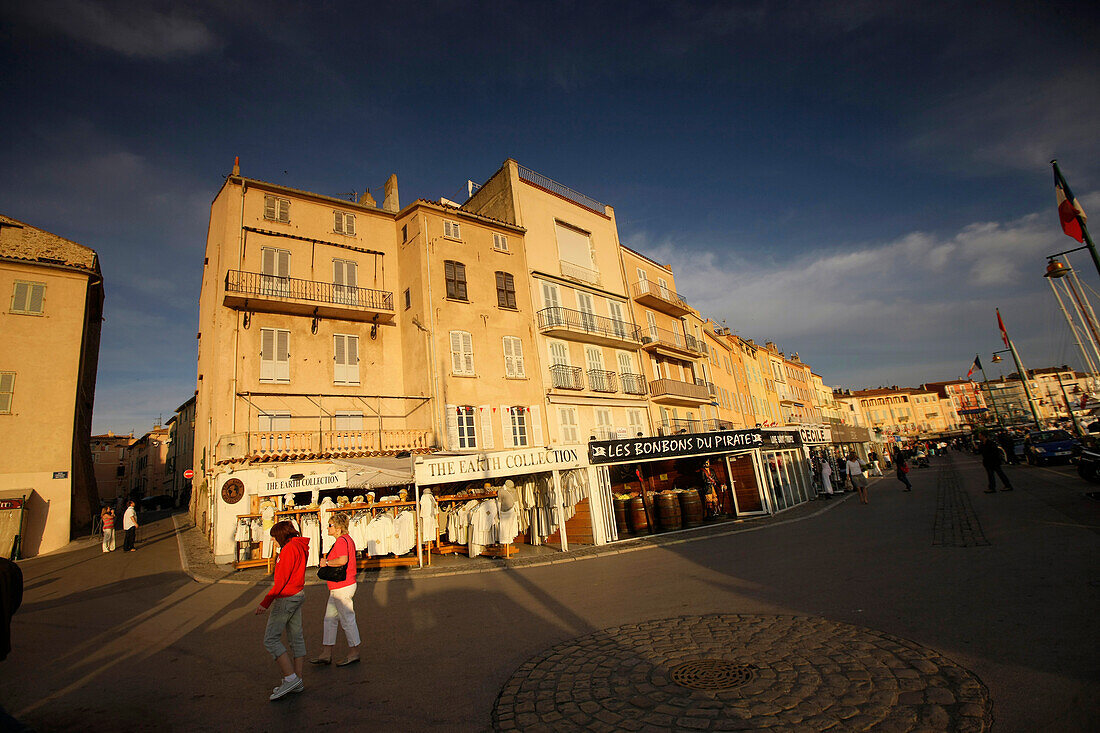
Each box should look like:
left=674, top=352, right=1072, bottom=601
left=0, top=373, right=13, bottom=413
left=334, top=211, right=343, bottom=233
left=10, top=283, right=28, bottom=313
left=530, top=405, right=542, bottom=446
left=503, top=337, right=516, bottom=378
left=462, top=332, right=474, bottom=374
left=276, top=330, right=290, bottom=382
left=264, top=195, right=276, bottom=220
left=445, top=404, right=459, bottom=448
left=277, top=250, right=289, bottom=278
left=513, top=339, right=525, bottom=378
left=345, top=261, right=357, bottom=289
left=277, top=198, right=289, bottom=223
left=501, top=405, right=513, bottom=448
left=479, top=405, right=494, bottom=450
left=456, top=263, right=467, bottom=300
left=262, top=248, right=275, bottom=276
left=333, top=260, right=345, bottom=287
left=334, top=335, right=347, bottom=384
left=347, top=335, right=359, bottom=384
left=346, top=214, right=355, bottom=235
left=260, top=329, right=275, bottom=382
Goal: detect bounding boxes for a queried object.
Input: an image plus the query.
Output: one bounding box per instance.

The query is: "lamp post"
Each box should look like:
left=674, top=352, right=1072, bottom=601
left=1044, top=256, right=1100, bottom=393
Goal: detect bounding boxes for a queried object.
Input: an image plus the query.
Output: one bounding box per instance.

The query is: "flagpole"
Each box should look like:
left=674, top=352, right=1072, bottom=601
left=998, top=308, right=1043, bottom=429
left=979, top=367, right=1005, bottom=429
left=1052, top=160, right=1100, bottom=280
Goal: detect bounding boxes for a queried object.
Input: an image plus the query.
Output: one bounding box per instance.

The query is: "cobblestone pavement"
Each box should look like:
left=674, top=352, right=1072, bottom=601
left=933, top=459, right=990, bottom=548
left=492, top=614, right=992, bottom=732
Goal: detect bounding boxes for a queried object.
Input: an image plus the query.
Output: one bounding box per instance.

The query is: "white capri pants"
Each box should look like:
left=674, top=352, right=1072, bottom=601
left=323, top=584, right=361, bottom=647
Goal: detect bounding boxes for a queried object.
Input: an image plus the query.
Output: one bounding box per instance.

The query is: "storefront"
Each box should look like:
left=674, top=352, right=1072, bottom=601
left=759, top=429, right=815, bottom=512
left=797, top=424, right=835, bottom=496
left=587, top=429, right=771, bottom=540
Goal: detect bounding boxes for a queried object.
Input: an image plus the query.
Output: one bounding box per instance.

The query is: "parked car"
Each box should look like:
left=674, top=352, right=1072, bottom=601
left=1077, top=447, right=1100, bottom=483
left=1023, top=429, right=1080, bottom=466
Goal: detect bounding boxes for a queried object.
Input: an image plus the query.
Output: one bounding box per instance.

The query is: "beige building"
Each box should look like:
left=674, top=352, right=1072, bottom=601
left=126, top=425, right=171, bottom=498
left=166, top=395, right=196, bottom=503
left=0, top=214, right=103, bottom=557
left=90, top=432, right=135, bottom=502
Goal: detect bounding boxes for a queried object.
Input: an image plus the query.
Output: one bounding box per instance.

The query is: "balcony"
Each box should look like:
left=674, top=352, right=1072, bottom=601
left=649, top=378, right=713, bottom=406
left=537, top=306, right=641, bottom=348
left=706, top=381, right=718, bottom=399
left=620, top=372, right=648, bottom=396
left=215, top=428, right=433, bottom=464
left=632, top=280, right=692, bottom=317
left=224, top=270, right=396, bottom=323
left=640, top=326, right=708, bottom=359
left=658, top=419, right=703, bottom=435
left=587, top=369, right=618, bottom=393
left=549, top=364, right=585, bottom=390
left=590, top=425, right=630, bottom=441
left=560, top=260, right=601, bottom=286
left=703, top=418, right=736, bottom=432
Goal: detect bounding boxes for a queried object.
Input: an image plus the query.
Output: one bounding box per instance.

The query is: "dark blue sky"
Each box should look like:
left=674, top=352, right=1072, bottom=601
left=2, top=0, right=1098, bottom=432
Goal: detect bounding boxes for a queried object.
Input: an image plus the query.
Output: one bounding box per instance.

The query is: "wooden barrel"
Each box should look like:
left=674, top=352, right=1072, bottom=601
left=629, top=496, right=651, bottom=535
left=679, top=489, right=704, bottom=527
left=613, top=497, right=633, bottom=537
left=657, top=491, right=682, bottom=531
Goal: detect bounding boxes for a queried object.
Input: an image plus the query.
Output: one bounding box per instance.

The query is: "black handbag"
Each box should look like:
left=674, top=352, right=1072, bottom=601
left=317, top=562, right=347, bottom=582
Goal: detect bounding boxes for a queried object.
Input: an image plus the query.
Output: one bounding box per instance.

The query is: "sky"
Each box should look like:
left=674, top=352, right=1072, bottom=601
left=1, top=0, right=1098, bottom=435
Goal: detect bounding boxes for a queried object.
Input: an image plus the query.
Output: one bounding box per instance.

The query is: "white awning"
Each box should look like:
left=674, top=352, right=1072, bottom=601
left=330, top=456, right=414, bottom=489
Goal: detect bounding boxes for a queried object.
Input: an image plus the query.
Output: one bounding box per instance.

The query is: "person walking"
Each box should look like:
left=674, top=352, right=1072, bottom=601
left=121, top=501, right=139, bottom=552
left=894, top=448, right=913, bottom=491
left=310, top=513, right=361, bottom=667
left=256, top=520, right=310, bottom=701
left=846, top=452, right=869, bottom=504
left=820, top=457, right=834, bottom=498
left=868, top=449, right=884, bottom=476
left=980, top=433, right=1014, bottom=493
left=101, top=507, right=116, bottom=553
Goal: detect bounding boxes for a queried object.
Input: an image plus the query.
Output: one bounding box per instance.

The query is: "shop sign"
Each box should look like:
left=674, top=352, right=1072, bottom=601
left=587, top=429, right=762, bottom=465
left=760, top=430, right=803, bottom=449
left=262, top=471, right=347, bottom=493
left=52, top=471, right=68, bottom=479
left=414, top=447, right=584, bottom=484
left=797, top=425, right=831, bottom=444
left=0, top=497, right=23, bottom=510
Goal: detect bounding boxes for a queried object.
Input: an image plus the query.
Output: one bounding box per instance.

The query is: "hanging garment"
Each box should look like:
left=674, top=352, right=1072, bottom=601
left=364, top=512, right=394, bottom=556
left=235, top=520, right=251, bottom=542
left=319, top=498, right=337, bottom=554
left=419, top=492, right=439, bottom=539
left=393, top=510, right=417, bottom=555
left=300, top=515, right=322, bottom=567
left=498, top=502, right=519, bottom=545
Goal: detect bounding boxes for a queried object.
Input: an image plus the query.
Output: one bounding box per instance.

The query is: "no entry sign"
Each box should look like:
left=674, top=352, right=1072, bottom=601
left=183, top=469, right=195, bottom=479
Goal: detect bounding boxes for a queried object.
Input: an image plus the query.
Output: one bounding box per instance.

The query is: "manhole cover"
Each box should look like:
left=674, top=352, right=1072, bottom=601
left=669, top=659, right=755, bottom=690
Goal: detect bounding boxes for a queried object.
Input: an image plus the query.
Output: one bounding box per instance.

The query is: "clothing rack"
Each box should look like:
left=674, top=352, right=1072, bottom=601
left=233, top=513, right=270, bottom=570
left=431, top=492, right=498, bottom=556
left=329, top=501, right=420, bottom=569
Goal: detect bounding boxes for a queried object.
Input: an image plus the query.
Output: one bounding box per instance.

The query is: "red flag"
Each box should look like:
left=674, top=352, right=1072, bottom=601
left=1054, top=165, right=1087, bottom=243
left=996, top=309, right=1009, bottom=348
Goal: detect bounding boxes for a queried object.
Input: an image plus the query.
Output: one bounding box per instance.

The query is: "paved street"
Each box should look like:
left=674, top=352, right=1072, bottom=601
left=3, top=452, right=1098, bottom=732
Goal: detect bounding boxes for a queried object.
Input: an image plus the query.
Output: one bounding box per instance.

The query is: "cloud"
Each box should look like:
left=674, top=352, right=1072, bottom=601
left=11, top=0, right=219, bottom=58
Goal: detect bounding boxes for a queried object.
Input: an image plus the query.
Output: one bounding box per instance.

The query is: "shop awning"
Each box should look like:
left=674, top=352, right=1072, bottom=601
left=331, top=456, right=414, bottom=489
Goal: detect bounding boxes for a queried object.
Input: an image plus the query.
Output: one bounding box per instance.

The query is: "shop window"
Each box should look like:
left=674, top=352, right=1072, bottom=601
left=10, top=281, right=45, bottom=315
left=495, top=271, right=517, bottom=309
left=444, top=260, right=467, bottom=301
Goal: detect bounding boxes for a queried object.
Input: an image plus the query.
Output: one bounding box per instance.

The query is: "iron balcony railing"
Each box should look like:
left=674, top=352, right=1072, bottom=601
left=659, top=419, right=703, bottom=435
left=226, top=270, right=394, bottom=312
left=590, top=425, right=628, bottom=441
left=620, top=372, right=648, bottom=395
left=538, top=306, right=642, bottom=343
left=560, top=260, right=601, bottom=286
left=517, top=164, right=606, bottom=213
left=703, top=418, right=735, bottom=432
left=632, top=280, right=689, bottom=309
left=549, top=364, right=584, bottom=390
left=649, top=379, right=712, bottom=401
left=706, top=381, right=718, bottom=398
left=641, top=326, right=708, bottom=356
left=587, top=369, right=618, bottom=393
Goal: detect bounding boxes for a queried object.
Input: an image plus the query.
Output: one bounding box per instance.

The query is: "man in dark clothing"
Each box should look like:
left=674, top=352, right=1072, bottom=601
left=998, top=432, right=1019, bottom=465
left=980, top=434, right=1014, bottom=493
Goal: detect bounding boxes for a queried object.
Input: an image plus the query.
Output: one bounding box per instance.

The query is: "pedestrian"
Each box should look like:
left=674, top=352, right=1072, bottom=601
left=998, top=432, right=1018, bottom=465
left=868, top=449, right=883, bottom=476
left=310, top=513, right=361, bottom=667
left=121, top=500, right=139, bottom=552
left=846, top=452, right=869, bottom=504
left=1, top=557, right=26, bottom=731
left=980, top=433, right=1014, bottom=494
left=256, top=520, right=310, bottom=701
left=101, top=507, right=116, bottom=553
left=820, top=457, right=834, bottom=498
left=894, top=448, right=913, bottom=491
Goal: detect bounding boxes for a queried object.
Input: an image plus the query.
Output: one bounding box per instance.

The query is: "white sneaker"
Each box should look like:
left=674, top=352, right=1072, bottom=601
left=269, top=676, right=304, bottom=700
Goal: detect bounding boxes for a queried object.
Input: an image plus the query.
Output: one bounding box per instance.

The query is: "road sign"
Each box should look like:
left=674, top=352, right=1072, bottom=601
left=183, top=469, right=194, bottom=479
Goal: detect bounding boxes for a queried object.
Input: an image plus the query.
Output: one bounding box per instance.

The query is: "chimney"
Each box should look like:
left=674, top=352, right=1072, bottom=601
left=358, top=190, right=376, bottom=208
left=382, top=174, right=399, bottom=213
left=232, top=156, right=240, bottom=176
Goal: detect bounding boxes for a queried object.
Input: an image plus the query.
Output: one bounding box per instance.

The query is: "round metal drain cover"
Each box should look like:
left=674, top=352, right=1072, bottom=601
left=670, top=659, right=755, bottom=690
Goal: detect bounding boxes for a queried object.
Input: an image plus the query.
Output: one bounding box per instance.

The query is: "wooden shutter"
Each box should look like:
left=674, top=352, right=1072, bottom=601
left=345, top=214, right=355, bottom=236
left=479, top=404, right=494, bottom=449
left=334, top=211, right=343, bottom=233
left=260, top=329, right=275, bottom=381
left=450, top=331, right=463, bottom=373
left=462, top=331, right=474, bottom=374
left=501, top=405, right=513, bottom=448
left=264, top=195, right=276, bottom=220
left=262, top=248, right=276, bottom=275
left=275, top=330, right=290, bottom=382
left=456, top=262, right=467, bottom=300
left=277, top=198, right=289, bottom=223
left=549, top=341, right=569, bottom=367
left=530, top=405, right=542, bottom=446
left=503, top=337, right=516, bottom=378
left=334, top=335, right=346, bottom=383
left=345, top=261, right=357, bottom=289
left=445, top=404, right=459, bottom=448
left=346, top=335, right=359, bottom=384
left=0, top=373, right=13, bottom=413
left=277, top=250, right=289, bottom=277
left=617, top=351, right=633, bottom=376
left=512, top=338, right=525, bottom=378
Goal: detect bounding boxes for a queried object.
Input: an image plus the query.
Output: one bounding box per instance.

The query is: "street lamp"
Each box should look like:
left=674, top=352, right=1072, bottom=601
left=1042, top=255, right=1100, bottom=391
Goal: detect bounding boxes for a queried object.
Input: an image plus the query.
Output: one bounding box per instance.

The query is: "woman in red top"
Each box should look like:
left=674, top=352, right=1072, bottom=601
left=100, top=507, right=115, bottom=553
left=255, top=520, right=310, bottom=700
left=310, top=513, right=360, bottom=666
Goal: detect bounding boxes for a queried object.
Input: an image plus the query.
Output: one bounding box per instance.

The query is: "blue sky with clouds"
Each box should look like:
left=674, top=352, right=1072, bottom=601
left=2, top=0, right=1098, bottom=434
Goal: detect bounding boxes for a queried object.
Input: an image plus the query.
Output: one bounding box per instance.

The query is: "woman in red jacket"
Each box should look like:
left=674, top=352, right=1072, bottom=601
left=255, top=520, right=310, bottom=701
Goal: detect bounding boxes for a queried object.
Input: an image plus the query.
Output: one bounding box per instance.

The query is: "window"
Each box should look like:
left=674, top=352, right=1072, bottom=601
left=333, top=259, right=358, bottom=304
left=444, top=261, right=467, bottom=300
left=261, top=247, right=290, bottom=295
left=404, top=288, right=411, bottom=310
left=0, top=372, right=13, bottom=413
left=401, top=224, right=408, bottom=243
left=260, top=329, right=290, bottom=383
left=577, top=292, right=596, bottom=331
left=508, top=407, right=529, bottom=447
left=559, top=407, right=578, bottom=443
left=555, top=222, right=593, bottom=269
left=333, top=211, right=356, bottom=235
left=258, top=411, right=291, bottom=432
left=503, top=337, right=525, bottom=378
left=333, top=334, right=360, bottom=385
left=443, top=220, right=462, bottom=239
left=450, top=330, right=474, bottom=375
left=333, top=411, right=363, bottom=430
left=456, top=406, right=476, bottom=448
left=657, top=278, right=670, bottom=298
left=607, top=300, right=628, bottom=339
left=493, top=233, right=509, bottom=252
left=495, top=271, right=517, bottom=309
left=263, top=195, right=290, bottom=223
left=10, top=281, right=45, bottom=315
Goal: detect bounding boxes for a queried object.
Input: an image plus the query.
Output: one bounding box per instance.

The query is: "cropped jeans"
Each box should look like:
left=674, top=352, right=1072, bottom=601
left=263, top=591, right=306, bottom=660
left=323, top=584, right=361, bottom=647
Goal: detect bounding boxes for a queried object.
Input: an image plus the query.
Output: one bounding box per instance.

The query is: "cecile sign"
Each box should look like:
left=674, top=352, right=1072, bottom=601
left=588, top=429, right=763, bottom=465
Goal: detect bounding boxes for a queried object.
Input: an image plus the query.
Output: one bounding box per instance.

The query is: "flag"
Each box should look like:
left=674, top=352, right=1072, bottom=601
left=996, top=308, right=1010, bottom=348
left=1053, top=162, right=1087, bottom=243
left=967, top=354, right=982, bottom=379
